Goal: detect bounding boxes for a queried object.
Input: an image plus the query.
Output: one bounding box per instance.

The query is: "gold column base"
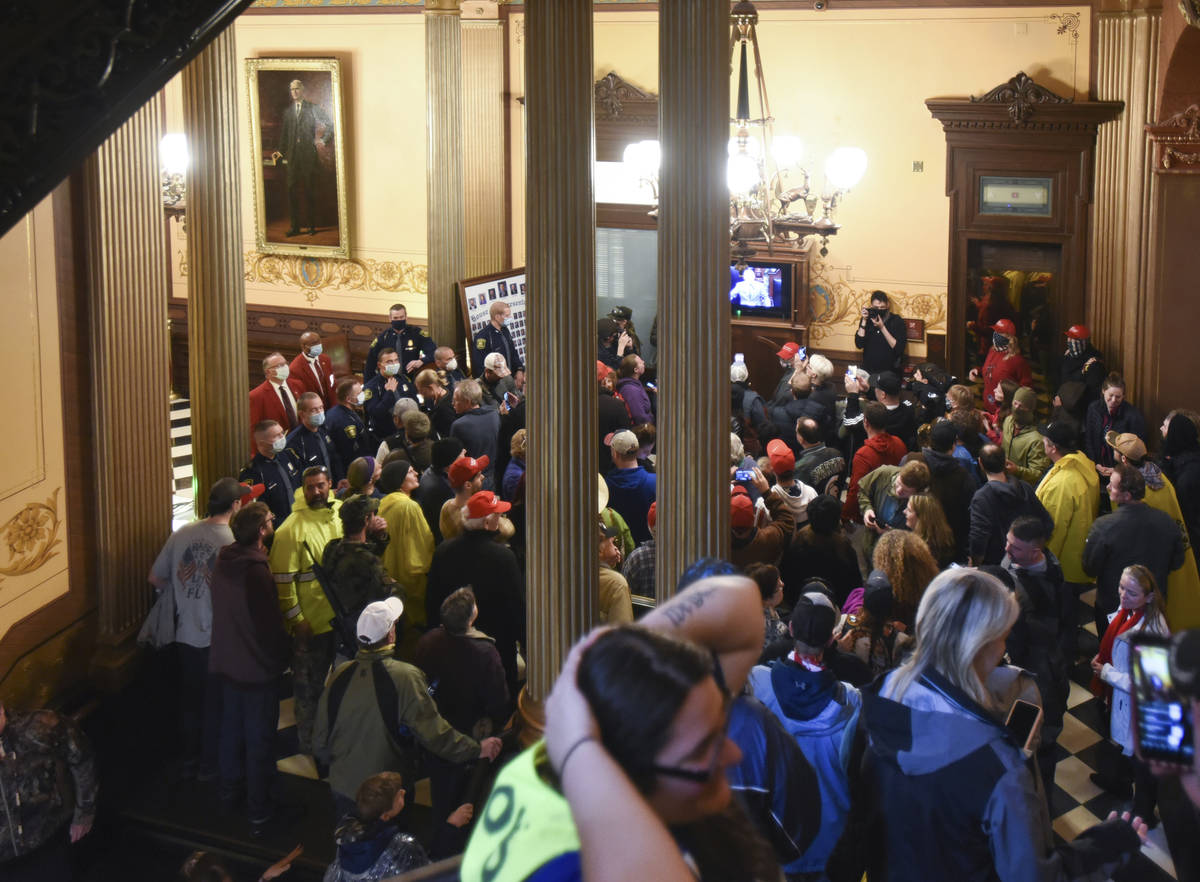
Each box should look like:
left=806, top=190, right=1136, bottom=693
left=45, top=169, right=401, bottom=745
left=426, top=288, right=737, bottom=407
left=89, top=641, right=141, bottom=694
left=515, top=685, right=546, bottom=748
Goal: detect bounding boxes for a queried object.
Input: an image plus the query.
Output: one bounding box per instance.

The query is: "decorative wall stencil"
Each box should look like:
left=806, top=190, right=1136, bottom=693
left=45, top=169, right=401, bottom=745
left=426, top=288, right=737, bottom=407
left=1048, top=13, right=1082, bottom=98
left=243, top=251, right=428, bottom=303
left=807, top=257, right=946, bottom=346
left=0, top=489, right=62, bottom=584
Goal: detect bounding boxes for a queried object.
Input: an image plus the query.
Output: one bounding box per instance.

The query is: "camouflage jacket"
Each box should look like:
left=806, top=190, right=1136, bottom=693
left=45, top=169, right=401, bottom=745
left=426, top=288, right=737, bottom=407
left=0, top=709, right=97, bottom=862
left=321, top=537, right=401, bottom=622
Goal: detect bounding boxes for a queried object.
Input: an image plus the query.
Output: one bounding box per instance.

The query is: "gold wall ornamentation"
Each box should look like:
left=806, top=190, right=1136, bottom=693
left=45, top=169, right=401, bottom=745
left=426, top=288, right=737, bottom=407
left=243, top=251, right=429, bottom=304
left=0, top=489, right=62, bottom=583
left=807, top=257, right=946, bottom=346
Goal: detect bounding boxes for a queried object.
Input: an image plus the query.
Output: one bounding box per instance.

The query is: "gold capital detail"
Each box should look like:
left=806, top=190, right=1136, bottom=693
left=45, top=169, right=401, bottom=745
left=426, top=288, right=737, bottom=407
left=0, top=489, right=63, bottom=583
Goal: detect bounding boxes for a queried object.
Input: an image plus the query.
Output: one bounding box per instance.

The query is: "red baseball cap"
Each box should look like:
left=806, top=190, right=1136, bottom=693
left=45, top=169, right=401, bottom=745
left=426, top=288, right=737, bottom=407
left=991, top=318, right=1016, bottom=336
left=731, top=493, right=755, bottom=529
left=466, top=490, right=512, bottom=519
left=647, top=501, right=657, bottom=530
left=240, top=482, right=265, bottom=503
left=776, top=341, right=800, bottom=360
left=766, top=439, right=795, bottom=474
left=447, top=454, right=489, bottom=489
left=1066, top=324, right=1090, bottom=340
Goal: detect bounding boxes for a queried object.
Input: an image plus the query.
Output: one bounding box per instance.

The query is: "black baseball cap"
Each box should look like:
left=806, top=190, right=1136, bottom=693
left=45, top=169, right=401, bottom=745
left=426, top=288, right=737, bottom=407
left=1037, top=420, right=1078, bottom=451
left=789, top=596, right=837, bottom=647
left=871, top=371, right=902, bottom=396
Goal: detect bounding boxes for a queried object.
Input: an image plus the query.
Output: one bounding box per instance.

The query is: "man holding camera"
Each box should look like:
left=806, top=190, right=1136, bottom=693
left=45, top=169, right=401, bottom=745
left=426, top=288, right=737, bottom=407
left=854, top=290, right=907, bottom=374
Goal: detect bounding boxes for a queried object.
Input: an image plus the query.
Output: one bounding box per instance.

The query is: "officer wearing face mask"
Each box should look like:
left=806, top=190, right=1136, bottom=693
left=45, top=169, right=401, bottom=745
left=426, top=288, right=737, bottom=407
left=1001, top=386, right=1051, bottom=486
left=363, top=348, right=418, bottom=438
left=290, top=331, right=335, bottom=406
left=326, top=378, right=377, bottom=470
left=433, top=345, right=465, bottom=396
left=240, top=420, right=302, bottom=530
left=364, top=304, right=436, bottom=381
left=286, top=391, right=346, bottom=485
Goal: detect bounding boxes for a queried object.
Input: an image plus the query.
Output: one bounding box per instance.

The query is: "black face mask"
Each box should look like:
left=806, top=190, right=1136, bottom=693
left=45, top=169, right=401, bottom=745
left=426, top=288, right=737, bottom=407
left=391, top=319, right=407, bottom=332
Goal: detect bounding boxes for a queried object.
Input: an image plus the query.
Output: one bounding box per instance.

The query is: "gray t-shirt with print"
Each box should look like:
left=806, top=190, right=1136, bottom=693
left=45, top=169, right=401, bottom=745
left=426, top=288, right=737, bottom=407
left=150, top=519, right=233, bottom=648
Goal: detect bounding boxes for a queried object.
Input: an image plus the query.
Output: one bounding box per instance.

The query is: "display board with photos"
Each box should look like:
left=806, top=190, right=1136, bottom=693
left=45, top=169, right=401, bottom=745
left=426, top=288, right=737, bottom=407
left=458, top=267, right=527, bottom=373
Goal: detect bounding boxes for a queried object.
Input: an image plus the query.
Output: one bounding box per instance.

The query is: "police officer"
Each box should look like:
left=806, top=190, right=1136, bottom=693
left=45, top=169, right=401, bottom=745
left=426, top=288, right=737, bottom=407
left=287, top=391, right=345, bottom=485
left=473, top=300, right=523, bottom=379
left=364, top=348, right=418, bottom=439
left=364, top=304, right=436, bottom=381
left=240, top=420, right=302, bottom=529
left=433, top=345, right=466, bottom=397
left=326, top=377, right=377, bottom=469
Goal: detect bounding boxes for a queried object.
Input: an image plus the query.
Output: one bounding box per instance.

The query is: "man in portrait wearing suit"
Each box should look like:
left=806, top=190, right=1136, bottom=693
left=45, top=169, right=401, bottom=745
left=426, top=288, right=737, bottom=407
left=274, top=78, right=332, bottom=237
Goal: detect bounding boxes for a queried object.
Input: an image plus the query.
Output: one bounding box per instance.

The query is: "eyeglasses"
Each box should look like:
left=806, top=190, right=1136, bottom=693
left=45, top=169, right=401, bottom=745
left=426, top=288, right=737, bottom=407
left=648, top=699, right=733, bottom=784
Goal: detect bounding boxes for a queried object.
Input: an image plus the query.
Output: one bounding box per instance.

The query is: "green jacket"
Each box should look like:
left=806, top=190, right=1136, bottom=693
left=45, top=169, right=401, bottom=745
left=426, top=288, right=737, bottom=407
left=313, top=645, right=479, bottom=800
left=1001, top=416, right=1051, bottom=486
left=1036, top=451, right=1100, bottom=583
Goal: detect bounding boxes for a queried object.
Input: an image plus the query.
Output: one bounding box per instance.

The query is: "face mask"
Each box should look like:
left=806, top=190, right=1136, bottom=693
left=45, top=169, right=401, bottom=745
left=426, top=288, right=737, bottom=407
left=445, top=358, right=458, bottom=372
left=274, top=364, right=290, bottom=381
left=391, top=319, right=407, bottom=332
left=308, top=344, right=323, bottom=358
left=354, top=391, right=366, bottom=405
left=309, top=411, right=325, bottom=427
left=271, top=437, right=287, bottom=454
left=1066, top=337, right=1086, bottom=358
left=383, top=362, right=401, bottom=377
left=992, top=332, right=1009, bottom=351
left=1014, top=409, right=1035, bottom=427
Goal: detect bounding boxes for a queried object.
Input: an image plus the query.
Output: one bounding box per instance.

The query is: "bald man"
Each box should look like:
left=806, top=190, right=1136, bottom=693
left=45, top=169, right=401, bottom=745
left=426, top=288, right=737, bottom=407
left=290, top=331, right=335, bottom=406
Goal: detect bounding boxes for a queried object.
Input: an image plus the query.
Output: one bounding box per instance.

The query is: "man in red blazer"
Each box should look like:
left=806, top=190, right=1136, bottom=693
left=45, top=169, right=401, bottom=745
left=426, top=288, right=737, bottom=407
left=289, top=331, right=335, bottom=407
left=249, top=352, right=306, bottom=451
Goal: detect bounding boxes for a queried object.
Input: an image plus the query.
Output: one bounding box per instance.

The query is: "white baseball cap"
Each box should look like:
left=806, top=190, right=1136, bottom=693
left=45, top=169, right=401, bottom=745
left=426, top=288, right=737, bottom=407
left=356, top=596, right=405, bottom=645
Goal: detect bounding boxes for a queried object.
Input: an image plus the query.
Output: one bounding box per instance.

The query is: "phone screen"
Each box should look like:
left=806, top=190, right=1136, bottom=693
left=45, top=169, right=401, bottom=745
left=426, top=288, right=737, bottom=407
left=504, top=392, right=519, bottom=408
left=1005, top=700, right=1041, bottom=750
left=798, top=347, right=807, bottom=360
left=1133, top=643, right=1195, bottom=765
left=734, top=469, right=754, bottom=482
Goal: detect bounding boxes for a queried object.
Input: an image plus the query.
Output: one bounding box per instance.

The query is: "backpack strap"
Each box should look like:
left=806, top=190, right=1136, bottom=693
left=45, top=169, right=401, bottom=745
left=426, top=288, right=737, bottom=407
left=325, top=661, right=358, bottom=736
left=370, top=659, right=410, bottom=748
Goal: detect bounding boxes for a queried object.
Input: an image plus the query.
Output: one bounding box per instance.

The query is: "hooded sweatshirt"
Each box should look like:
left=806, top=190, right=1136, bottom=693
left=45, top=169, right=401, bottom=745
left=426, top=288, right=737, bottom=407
left=843, top=432, right=907, bottom=520
left=210, top=542, right=290, bottom=684
left=748, top=659, right=861, bottom=874
left=325, top=816, right=430, bottom=882
left=1035, top=451, right=1100, bottom=583
left=862, top=669, right=1140, bottom=882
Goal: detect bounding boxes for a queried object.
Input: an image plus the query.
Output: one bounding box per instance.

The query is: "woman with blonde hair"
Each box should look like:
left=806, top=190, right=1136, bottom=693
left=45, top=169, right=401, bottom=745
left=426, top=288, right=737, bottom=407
left=871, top=528, right=939, bottom=627
left=945, top=384, right=987, bottom=456
left=863, top=568, right=1147, bottom=880
left=904, top=493, right=956, bottom=568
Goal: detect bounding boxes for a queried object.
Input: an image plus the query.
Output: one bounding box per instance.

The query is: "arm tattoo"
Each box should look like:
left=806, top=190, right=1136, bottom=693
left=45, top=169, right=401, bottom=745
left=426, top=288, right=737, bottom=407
left=661, top=585, right=719, bottom=628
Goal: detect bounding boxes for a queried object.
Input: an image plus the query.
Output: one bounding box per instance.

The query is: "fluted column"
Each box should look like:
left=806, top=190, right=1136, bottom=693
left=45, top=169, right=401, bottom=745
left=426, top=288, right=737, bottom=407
left=462, top=11, right=509, bottom=276
left=81, top=99, right=172, bottom=683
left=521, top=0, right=597, bottom=732
left=1090, top=7, right=1161, bottom=380
left=656, top=0, right=730, bottom=600
left=182, top=28, right=250, bottom=500
left=426, top=0, right=466, bottom=346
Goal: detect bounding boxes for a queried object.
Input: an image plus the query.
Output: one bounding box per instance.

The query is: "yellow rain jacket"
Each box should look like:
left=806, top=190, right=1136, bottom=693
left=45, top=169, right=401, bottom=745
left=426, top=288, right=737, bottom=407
left=1036, top=451, right=1100, bottom=584
left=269, top=492, right=343, bottom=634
left=379, top=490, right=435, bottom=627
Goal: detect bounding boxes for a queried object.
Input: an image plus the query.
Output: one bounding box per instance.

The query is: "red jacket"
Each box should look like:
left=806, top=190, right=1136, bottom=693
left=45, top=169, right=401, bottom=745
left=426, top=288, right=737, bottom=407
left=289, top=351, right=335, bottom=406
left=248, top=378, right=306, bottom=449
left=842, top=431, right=906, bottom=520
left=980, top=349, right=1032, bottom=415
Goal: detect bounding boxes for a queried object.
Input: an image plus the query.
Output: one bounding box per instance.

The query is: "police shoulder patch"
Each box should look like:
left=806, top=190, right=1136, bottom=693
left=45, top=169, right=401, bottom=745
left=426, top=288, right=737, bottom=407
left=363, top=388, right=374, bottom=400
left=476, top=338, right=487, bottom=350
left=370, top=336, right=378, bottom=346
left=346, top=425, right=357, bottom=438
left=419, top=329, right=428, bottom=337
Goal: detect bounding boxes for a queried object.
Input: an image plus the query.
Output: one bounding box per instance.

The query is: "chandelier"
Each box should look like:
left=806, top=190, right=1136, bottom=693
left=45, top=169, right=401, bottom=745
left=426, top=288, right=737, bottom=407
left=727, top=0, right=865, bottom=259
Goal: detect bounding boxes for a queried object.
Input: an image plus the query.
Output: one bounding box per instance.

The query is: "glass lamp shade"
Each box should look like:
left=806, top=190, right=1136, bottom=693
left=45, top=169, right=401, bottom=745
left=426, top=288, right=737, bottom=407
left=825, top=147, right=867, bottom=191
left=160, top=133, right=190, bottom=176
left=727, top=134, right=762, bottom=159
left=727, top=151, right=760, bottom=195
left=622, top=139, right=661, bottom=178
left=771, top=135, right=804, bottom=170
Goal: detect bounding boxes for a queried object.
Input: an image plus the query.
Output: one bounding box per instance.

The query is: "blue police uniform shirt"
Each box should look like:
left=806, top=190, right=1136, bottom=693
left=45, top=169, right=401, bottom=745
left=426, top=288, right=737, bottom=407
left=473, top=323, right=523, bottom=374
left=285, top=423, right=344, bottom=484
left=239, top=451, right=300, bottom=528
left=325, top=404, right=376, bottom=466
left=363, top=372, right=418, bottom=439
left=364, top=324, right=436, bottom=379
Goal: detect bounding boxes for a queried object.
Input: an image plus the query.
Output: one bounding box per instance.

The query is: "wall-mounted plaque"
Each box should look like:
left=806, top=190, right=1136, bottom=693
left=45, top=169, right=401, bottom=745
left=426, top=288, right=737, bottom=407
left=979, top=176, right=1052, bottom=217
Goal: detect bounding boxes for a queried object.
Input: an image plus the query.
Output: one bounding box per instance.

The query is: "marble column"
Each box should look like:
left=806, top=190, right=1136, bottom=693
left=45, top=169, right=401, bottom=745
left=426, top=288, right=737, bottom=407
left=655, top=0, right=730, bottom=601
left=182, top=28, right=250, bottom=500
left=426, top=0, right=466, bottom=347
left=80, top=99, right=173, bottom=686
left=462, top=9, right=509, bottom=276
left=1090, top=6, right=1161, bottom=382
left=520, top=0, right=597, bottom=737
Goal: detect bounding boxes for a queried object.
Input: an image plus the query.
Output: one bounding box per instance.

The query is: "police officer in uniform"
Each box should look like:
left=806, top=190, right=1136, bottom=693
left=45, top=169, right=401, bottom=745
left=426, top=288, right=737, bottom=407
left=364, top=304, right=436, bottom=381
left=473, top=300, right=523, bottom=379
left=364, top=348, right=418, bottom=439
left=287, top=391, right=345, bottom=485
left=326, top=378, right=377, bottom=469
left=240, top=420, right=302, bottom=529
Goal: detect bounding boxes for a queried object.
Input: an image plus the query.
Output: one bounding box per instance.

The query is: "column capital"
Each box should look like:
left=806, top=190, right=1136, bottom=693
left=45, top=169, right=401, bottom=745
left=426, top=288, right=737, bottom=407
left=425, top=0, right=463, bottom=14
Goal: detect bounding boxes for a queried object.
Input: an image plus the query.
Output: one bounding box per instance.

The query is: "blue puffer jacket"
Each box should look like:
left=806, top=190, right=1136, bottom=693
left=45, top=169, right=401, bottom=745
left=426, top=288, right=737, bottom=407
left=862, top=668, right=1142, bottom=881
left=748, top=660, right=861, bottom=876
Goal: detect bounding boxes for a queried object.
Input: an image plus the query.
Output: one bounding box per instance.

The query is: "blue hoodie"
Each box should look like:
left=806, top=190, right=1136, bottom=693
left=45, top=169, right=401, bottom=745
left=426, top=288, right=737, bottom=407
left=748, top=660, right=861, bottom=875
left=862, top=668, right=1141, bottom=881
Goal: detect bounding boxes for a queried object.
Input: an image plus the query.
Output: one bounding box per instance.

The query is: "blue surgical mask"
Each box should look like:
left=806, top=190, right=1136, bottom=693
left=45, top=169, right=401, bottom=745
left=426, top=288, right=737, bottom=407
left=271, top=437, right=287, bottom=454
left=354, top=391, right=366, bottom=405
left=383, top=363, right=401, bottom=377
left=309, top=411, right=325, bottom=427
left=308, top=344, right=323, bottom=358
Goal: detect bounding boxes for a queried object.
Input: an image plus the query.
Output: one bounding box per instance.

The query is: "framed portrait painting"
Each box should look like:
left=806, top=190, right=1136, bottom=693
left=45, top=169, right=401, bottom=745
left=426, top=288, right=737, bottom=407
left=246, top=58, right=350, bottom=258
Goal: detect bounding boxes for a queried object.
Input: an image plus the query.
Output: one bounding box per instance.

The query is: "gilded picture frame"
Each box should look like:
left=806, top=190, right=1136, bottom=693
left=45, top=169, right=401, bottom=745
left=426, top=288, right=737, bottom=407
left=246, top=58, right=350, bottom=258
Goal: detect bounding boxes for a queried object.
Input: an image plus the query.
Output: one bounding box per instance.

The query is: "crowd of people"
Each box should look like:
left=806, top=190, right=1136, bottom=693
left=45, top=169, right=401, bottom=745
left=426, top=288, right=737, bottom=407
left=8, top=294, right=1200, bottom=882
